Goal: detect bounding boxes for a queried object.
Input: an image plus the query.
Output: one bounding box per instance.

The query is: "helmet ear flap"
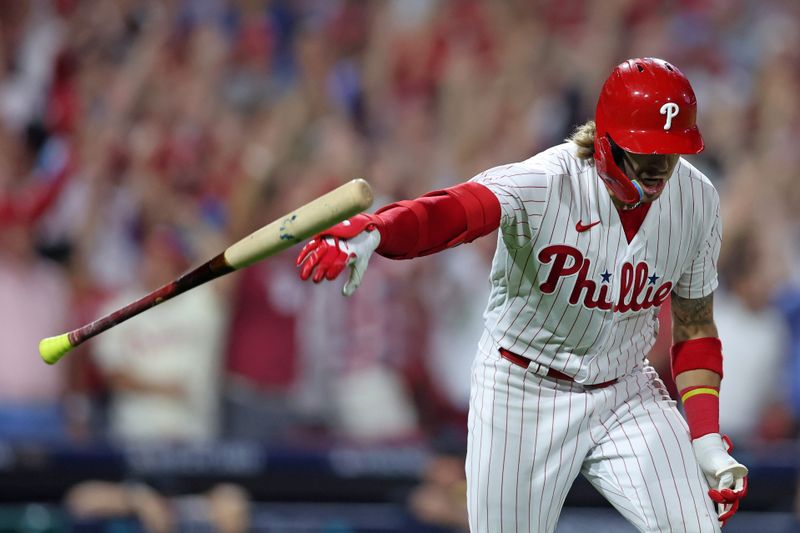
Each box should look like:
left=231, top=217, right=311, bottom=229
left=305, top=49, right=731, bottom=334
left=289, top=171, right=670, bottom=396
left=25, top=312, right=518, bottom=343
left=607, top=135, right=626, bottom=169
left=594, top=133, right=643, bottom=206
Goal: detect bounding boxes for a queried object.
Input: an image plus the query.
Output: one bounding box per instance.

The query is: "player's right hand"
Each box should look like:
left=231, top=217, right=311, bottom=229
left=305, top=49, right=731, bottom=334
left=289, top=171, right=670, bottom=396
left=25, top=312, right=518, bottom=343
left=691, top=433, right=748, bottom=527
left=296, top=214, right=381, bottom=296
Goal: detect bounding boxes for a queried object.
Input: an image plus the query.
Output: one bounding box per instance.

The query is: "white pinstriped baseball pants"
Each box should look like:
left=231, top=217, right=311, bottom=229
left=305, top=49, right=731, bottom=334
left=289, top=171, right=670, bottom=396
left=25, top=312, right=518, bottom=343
left=466, top=332, right=720, bottom=533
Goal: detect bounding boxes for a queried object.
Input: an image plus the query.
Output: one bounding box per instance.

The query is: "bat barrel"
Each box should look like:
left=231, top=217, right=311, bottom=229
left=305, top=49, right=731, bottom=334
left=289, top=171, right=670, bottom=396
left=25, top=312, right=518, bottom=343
left=223, top=178, right=373, bottom=269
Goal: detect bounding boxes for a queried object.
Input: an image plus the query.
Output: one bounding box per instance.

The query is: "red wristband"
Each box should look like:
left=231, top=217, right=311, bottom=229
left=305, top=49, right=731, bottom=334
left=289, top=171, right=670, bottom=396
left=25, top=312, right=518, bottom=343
left=671, top=337, right=723, bottom=379
left=679, top=385, right=720, bottom=439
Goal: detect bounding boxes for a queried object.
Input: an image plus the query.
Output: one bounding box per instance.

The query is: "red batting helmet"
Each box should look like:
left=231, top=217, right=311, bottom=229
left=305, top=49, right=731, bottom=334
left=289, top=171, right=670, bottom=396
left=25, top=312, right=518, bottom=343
left=594, top=57, right=704, bottom=205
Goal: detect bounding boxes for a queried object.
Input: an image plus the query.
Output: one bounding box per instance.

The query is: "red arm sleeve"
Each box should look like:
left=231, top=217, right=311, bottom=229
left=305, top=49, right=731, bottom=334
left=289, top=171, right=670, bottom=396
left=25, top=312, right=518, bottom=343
left=372, top=181, right=501, bottom=259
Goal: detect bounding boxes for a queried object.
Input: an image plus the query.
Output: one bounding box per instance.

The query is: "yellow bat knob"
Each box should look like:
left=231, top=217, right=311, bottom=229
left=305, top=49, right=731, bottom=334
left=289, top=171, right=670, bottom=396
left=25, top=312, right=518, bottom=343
left=39, top=333, right=74, bottom=365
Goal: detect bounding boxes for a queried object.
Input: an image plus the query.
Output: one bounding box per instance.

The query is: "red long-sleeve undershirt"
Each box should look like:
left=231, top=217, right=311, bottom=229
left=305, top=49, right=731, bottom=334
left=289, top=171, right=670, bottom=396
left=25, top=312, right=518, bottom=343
left=371, top=181, right=501, bottom=259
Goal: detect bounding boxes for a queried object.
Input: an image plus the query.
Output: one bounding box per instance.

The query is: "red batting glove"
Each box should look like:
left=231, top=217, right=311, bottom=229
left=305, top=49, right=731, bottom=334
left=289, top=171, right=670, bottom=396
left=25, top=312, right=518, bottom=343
left=296, top=214, right=381, bottom=294
left=297, top=236, right=350, bottom=282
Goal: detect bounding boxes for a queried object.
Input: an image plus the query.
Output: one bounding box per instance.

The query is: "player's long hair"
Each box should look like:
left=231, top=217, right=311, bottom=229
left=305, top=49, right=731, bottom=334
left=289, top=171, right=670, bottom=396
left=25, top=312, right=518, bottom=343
left=567, top=120, right=596, bottom=160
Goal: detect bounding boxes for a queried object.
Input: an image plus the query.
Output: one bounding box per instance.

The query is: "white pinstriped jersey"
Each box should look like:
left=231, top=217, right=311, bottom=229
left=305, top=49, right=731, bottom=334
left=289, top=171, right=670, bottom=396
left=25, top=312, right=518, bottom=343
left=471, top=142, right=721, bottom=385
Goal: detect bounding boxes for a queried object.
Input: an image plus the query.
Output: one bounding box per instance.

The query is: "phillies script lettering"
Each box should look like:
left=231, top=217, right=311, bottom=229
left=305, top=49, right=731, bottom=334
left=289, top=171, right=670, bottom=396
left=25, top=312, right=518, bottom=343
left=538, top=245, right=672, bottom=312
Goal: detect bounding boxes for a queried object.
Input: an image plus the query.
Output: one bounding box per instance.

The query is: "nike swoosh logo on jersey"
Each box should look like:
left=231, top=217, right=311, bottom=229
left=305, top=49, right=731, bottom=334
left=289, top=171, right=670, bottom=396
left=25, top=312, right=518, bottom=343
left=575, top=220, right=601, bottom=232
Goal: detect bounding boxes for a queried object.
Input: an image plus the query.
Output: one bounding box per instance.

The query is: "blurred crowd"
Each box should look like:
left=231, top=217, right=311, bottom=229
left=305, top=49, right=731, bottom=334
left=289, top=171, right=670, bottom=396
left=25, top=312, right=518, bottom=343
left=2, top=0, right=800, bottom=506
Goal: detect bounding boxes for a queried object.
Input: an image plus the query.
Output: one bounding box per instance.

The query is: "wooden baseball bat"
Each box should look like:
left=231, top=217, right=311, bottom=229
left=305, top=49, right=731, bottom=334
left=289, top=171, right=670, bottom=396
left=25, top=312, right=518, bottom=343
left=39, top=178, right=373, bottom=364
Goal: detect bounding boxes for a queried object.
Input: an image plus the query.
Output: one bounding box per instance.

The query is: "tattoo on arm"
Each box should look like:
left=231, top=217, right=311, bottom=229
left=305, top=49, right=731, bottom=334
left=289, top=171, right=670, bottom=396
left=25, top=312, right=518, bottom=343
left=671, top=292, right=718, bottom=343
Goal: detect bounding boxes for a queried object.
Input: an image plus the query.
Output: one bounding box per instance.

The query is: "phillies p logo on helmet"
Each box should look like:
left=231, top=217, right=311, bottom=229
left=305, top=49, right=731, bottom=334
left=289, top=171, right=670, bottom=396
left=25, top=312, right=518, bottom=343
left=660, top=103, right=680, bottom=130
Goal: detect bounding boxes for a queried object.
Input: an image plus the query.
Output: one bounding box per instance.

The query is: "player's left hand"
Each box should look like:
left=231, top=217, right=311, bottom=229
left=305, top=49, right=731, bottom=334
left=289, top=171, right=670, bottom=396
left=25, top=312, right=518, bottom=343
left=691, top=433, right=748, bottom=527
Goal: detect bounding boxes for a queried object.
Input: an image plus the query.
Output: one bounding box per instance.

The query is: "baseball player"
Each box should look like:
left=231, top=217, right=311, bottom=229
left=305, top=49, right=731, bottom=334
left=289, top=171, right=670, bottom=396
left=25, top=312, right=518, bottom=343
left=296, top=58, right=747, bottom=532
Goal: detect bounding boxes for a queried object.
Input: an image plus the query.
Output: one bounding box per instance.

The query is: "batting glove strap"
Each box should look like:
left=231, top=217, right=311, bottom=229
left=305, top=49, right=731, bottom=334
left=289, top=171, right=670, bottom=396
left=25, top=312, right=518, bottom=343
left=323, top=214, right=381, bottom=239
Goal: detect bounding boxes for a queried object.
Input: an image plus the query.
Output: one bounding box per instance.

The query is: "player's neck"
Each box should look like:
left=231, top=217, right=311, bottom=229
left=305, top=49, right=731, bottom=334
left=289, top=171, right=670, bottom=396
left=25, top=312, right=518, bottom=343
left=612, top=195, right=652, bottom=243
